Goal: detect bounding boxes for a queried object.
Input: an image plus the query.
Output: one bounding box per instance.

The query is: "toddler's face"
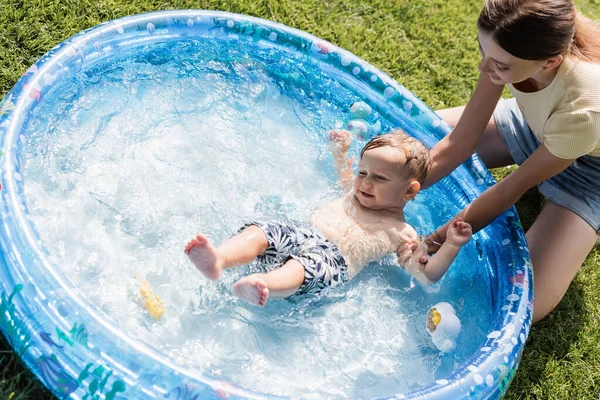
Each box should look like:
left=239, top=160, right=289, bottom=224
left=353, top=146, right=416, bottom=211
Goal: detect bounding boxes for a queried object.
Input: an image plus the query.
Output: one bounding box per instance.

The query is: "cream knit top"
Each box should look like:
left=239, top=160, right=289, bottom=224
left=508, top=56, right=600, bottom=159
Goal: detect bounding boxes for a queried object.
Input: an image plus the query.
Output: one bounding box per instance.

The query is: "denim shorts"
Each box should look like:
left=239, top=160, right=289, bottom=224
left=494, top=98, right=600, bottom=231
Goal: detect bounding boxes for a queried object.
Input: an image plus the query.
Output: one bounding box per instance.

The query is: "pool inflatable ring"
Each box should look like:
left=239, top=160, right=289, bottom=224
left=0, top=10, right=533, bottom=399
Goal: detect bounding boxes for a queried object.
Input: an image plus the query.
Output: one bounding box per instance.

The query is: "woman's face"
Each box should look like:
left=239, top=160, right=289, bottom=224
left=477, top=30, right=547, bottom=85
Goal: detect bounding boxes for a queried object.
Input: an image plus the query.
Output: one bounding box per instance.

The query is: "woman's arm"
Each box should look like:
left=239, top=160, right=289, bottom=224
left=433, top=144, right=575, bottom=241
left=424, top=73, right=504, bottom=189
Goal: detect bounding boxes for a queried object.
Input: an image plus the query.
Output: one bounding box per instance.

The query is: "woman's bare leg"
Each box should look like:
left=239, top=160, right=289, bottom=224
left=525, top=202, right=598, bottom=322
left=436, top=105, right=514, bottom=168
left=233, top=259, right=305, bottom=306
left=184, top=225, right=269, bottom=280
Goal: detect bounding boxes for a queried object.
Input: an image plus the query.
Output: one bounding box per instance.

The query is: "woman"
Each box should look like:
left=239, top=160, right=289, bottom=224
left=423, top=0, right=600, bottom=322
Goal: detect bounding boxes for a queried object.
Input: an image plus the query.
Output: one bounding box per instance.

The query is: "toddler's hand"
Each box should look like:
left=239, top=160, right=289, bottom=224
left=445, top=217, right=472, bottom=247
left=328, top=129, right=352, bottom=155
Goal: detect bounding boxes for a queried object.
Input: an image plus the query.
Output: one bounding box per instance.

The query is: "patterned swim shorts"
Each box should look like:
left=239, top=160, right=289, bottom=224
left=239, top=220, right=348, bottom=295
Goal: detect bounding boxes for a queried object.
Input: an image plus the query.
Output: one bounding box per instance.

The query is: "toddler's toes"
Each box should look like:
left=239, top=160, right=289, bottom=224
left=256, top=281, right=269, bottom=307
left=184, top=238, right=200, bottom=254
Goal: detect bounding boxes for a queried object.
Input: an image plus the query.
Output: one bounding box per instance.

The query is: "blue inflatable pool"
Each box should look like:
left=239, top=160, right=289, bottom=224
left=0, top=10, right=533, bottom=399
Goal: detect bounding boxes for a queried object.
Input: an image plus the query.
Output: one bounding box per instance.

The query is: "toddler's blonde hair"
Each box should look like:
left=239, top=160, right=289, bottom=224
left=360, top=129, right=432, bottom=184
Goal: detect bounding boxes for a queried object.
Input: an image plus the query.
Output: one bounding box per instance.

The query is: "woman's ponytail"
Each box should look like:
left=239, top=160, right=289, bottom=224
left=570, top=12, right=600, bottom=62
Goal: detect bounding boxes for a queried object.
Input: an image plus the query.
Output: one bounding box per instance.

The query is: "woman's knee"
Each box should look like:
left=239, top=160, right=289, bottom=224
left=436, top=105, right=512, bottom=168
left=435, top=106, right=466, bottom=128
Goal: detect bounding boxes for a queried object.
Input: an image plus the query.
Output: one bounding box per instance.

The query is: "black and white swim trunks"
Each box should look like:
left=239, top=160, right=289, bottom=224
left=239, top=220, right=348, bottom=295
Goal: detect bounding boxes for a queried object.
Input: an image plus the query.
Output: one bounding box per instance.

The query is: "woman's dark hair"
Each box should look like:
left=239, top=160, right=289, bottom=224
left=477, top=0, right=600, bottom=62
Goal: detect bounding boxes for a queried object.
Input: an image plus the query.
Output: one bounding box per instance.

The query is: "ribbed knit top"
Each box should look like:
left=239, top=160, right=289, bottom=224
left=509, top=56, right=600, bottom=158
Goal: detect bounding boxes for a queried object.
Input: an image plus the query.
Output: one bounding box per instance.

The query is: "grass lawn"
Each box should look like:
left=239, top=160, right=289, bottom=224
left=1, top=0, right=599, bottom=398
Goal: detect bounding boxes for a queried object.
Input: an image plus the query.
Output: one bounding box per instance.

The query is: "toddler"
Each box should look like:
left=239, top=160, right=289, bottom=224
left=185, top=129, right=472, bottom=306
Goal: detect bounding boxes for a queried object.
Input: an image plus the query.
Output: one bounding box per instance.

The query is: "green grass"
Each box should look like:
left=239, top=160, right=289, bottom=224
left=1, top=0, right=599, bottom=398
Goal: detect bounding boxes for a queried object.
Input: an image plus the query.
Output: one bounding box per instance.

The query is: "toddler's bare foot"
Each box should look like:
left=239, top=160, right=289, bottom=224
left=184, top=234, right=222, bottom=280
left=232, top=275, right=269, bottom=307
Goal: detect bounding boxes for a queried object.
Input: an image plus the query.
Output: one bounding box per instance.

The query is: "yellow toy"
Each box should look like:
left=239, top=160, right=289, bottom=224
left=136, top=275, right=165, bottom=320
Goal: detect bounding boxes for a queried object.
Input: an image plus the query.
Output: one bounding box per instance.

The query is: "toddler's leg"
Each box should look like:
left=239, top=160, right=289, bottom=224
left=233, top=259, right=305, bottom=307
left=185, top=225, right=269, bottom=281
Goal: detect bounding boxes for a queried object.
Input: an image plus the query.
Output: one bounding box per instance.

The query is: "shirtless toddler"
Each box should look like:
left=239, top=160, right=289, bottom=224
left=185, top=129, right=472, bottom=306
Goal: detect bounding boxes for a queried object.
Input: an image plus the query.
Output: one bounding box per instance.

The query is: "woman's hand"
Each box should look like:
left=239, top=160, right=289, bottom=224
left=424, top=229, right=444, bottom=254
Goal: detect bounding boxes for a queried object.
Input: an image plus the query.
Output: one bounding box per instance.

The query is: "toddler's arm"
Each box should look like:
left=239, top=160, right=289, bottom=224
left=397, top=218, right=472, bottom=284
left=328, top=130, right=354, bottom=192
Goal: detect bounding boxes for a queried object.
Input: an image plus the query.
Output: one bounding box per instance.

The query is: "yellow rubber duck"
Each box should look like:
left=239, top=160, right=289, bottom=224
left=136, top=275, right=165, bottom=320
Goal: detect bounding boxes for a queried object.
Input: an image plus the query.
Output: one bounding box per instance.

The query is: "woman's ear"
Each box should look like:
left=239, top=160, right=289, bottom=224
left=543, top=54, right=563, bottom=70
left=403, top=180, right=421, bottom=201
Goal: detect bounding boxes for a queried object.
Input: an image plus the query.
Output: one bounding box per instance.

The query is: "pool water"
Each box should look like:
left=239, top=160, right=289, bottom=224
left=21, top=38, right=491, bottom=398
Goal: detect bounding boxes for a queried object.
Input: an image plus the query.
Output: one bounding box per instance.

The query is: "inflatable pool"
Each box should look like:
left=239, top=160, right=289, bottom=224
left=0, top=10, right=533, bottom=399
